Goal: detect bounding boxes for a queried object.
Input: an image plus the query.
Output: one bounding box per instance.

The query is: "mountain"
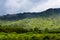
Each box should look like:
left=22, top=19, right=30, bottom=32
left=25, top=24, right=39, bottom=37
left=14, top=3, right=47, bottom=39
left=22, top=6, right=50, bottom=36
left=0, top=8, right=60, bottom=20
left=0, top=8, right=60, bottom=30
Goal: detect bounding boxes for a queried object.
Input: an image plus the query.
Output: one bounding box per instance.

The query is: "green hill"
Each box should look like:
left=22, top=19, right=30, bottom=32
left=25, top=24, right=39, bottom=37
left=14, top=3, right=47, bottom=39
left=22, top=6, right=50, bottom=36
left=0, top=8, right=60, bottom=33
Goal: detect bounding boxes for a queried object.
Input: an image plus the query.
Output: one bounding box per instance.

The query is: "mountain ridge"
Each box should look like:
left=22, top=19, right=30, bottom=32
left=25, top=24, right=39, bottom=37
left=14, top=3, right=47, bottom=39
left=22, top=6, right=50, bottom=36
left=0, top=8, right=60, bottom=20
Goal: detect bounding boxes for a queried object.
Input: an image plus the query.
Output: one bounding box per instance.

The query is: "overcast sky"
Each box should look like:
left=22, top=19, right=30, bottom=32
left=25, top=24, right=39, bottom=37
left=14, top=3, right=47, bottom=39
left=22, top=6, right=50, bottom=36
left=0, top=0, right=60, bottom=15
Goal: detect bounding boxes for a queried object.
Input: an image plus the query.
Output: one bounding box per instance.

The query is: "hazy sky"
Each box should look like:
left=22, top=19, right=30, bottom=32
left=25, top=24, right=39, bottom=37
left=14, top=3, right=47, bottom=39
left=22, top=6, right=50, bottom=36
left=0, top=0, right=60, bottom=15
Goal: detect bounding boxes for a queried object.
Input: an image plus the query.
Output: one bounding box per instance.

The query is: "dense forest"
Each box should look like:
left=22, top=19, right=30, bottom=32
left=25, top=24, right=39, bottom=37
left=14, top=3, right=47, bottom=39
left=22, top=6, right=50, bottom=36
left=0, top=8, right=60, bottom=40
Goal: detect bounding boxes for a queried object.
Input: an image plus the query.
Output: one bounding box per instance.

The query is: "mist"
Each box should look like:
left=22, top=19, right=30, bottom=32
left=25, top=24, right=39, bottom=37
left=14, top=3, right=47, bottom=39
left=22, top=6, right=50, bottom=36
left=0, top=0, right=60, bottom=15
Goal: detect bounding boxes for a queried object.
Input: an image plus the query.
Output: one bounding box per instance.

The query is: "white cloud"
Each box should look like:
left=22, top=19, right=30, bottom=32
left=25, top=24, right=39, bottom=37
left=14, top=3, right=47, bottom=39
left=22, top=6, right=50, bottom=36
left=29, top=0, right=60, bottom=12
left=5, top=0, right=25, bottom=14
left=5, top=0, right=47, bottom=14
left=0, top=0, right=60, bottom=15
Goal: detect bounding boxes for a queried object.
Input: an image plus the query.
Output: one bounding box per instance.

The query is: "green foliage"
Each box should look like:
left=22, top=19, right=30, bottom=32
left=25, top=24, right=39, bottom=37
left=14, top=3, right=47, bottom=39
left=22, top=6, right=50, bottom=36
left=0, top=16, right=60, bottom=33
left=0, top=33, right=59, bottom=40
left=0, top=13, right=60, bottom=40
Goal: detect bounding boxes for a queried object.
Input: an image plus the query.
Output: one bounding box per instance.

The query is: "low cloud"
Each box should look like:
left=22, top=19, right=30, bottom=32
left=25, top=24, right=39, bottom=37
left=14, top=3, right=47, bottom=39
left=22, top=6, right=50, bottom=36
left=0, top=0, right=60, bottom=15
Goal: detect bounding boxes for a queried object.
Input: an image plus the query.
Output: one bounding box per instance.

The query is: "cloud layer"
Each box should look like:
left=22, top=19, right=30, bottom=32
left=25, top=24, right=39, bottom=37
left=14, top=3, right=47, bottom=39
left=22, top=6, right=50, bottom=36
left=0, top=0, right=60, bottom=15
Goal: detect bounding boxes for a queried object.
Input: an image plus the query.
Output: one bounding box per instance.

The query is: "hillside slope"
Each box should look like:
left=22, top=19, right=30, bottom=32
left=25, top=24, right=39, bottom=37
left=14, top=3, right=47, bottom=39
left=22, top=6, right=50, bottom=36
left=0, top=8, right=60, bottom=30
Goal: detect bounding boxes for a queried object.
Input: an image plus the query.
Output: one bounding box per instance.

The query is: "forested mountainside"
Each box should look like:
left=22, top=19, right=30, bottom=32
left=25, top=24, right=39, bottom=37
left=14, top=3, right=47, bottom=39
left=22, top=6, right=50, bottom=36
left=0, top=8, right=60, bottom=40
left=0, top=8, right=60, bottom=20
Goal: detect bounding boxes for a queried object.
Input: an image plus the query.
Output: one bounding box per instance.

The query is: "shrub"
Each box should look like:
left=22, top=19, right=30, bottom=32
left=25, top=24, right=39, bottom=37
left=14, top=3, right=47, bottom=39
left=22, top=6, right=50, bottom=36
left=43, top=36, right=49, bottom=40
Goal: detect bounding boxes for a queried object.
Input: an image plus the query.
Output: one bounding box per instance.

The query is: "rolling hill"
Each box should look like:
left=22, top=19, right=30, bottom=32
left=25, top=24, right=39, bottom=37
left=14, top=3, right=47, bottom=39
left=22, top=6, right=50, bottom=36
left=0, top=8, right=60, bottom=31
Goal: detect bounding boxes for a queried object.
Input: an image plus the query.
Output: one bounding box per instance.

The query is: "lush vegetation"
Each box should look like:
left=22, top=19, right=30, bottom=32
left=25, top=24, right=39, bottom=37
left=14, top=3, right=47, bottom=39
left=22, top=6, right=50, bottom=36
left=0, top=16, right=60, bottom=40
left=0, top=32, right=60, bottom=40
left=0, top=8, right=60, bottom=40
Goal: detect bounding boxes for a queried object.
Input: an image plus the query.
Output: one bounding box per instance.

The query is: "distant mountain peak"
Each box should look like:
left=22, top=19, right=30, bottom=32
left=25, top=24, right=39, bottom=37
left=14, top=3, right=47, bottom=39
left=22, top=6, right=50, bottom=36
left=0, top=8, right=60, bottom=20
